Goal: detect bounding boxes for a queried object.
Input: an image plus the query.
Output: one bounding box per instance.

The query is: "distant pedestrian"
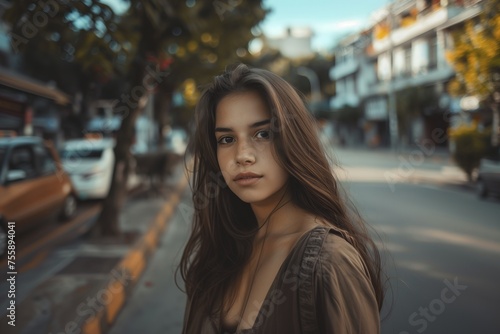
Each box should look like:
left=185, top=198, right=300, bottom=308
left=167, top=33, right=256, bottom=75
left=179, top=64, right=384, bottom=333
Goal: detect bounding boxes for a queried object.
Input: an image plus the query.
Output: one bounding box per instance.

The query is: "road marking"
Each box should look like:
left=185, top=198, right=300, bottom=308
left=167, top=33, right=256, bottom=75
left=0, top=204, right=101, bottom=268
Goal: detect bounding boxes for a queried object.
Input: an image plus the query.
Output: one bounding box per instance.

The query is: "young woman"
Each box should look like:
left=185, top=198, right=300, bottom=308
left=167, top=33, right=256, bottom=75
left=179, top=64, right=384, bottom=333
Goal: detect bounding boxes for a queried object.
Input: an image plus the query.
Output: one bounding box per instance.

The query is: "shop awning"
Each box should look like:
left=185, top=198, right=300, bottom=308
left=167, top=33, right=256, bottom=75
left=0, top=67, right=70, bottom=105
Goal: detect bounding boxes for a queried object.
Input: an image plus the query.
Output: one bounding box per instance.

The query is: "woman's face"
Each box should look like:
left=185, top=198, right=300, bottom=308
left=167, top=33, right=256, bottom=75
left=215, top=91, right=289, bottom=206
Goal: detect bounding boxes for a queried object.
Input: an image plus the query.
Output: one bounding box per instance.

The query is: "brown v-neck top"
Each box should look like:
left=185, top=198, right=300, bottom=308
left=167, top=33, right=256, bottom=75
left=182, top=226, right=380, bottom=334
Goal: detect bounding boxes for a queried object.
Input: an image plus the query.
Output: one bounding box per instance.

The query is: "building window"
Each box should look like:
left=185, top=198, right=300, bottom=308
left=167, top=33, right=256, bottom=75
left=378, top=53, right=392, bottom=81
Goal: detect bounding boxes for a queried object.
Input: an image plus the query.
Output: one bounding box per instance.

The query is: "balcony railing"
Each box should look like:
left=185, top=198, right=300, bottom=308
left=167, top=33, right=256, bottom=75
left=366, top=65, right=455, bottom=97
left=372, top=6, right=462, bottom=54
left=463, top=0, right=482, bottom=7
left=330, top=58, right=359, bottom=80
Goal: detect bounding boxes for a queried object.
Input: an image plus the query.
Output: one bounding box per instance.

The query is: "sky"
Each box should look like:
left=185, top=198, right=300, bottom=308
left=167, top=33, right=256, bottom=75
left=103, top=0, right=390, bottom=52
left=260, top=0, right=390, bottom=52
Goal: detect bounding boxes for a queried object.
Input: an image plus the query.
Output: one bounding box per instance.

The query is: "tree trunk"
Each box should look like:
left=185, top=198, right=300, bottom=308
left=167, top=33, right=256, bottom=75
left=154, top=88, right=173, bottom=148
left=91, top=68, right=147, bottom=237
left=89, top=6, right=173, bottom=237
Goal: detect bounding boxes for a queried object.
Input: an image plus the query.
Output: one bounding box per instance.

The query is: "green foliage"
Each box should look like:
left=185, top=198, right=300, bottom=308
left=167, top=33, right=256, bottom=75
left=335, top=105, right=362, bottom=125
left=3, top=0, right=268, bottom=95
left=292, top=54, right=335, bottom=99
left=395, top=85, right=439, bottom=136
left=446, top=0, right=500, bottom=103
left=3, top=0, right=270, bottom=234
left=153, top=0, right=269, bottom=102
left=248, top=52, right=335, bottom=117
left=448, top=124, right=490, bottom=179
left=3, top=0, right=133, bottom=83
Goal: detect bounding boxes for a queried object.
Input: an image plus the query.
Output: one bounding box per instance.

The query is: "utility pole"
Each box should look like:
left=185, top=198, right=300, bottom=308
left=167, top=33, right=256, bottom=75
left=492, top=71, right=500, bottom=148
left=387, top=1, right=399, bottom=152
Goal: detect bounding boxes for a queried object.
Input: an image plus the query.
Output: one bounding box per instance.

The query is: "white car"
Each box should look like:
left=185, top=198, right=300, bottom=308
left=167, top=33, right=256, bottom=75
left=60, top=138, right=115, bottom=200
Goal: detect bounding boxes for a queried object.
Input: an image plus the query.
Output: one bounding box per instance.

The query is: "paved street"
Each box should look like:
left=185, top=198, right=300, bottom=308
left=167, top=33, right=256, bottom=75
left=109, top=148, right=499, bottom=334
left=335, top=148, right=500, bottom=334
left=108, top=187, right=192, bottom=334
left=355, top=181, right=500, bottom=334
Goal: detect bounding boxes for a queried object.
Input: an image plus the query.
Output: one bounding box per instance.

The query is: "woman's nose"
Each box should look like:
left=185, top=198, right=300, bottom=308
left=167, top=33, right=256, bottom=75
left=235, top=140, right=255, bottom=165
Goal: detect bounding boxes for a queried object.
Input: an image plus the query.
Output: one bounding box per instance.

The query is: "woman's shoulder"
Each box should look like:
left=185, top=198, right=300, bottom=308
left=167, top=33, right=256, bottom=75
left=301, top=225, right=356, bottom=252
left=301, top=225, right=368, bottom=277
left=294, top=226, right=379, bottom=332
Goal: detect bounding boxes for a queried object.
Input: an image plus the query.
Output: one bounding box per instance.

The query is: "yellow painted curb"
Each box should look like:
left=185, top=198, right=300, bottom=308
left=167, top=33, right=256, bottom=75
left=106, top=280, right=125, bottom=324
left=82, top=171, right=189, bottom=334
left=121, top=249, right=145, bottom=283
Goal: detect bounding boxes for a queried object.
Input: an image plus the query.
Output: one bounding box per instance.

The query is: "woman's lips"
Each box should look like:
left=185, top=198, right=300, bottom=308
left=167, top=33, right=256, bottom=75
left=234, top=173, right=262, bottom=186
left=234, top=176, right=261, bottom=186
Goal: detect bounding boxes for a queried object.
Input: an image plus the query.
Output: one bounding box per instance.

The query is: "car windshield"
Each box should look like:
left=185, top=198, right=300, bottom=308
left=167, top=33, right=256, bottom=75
left=60, top=149, right=104, bottom=160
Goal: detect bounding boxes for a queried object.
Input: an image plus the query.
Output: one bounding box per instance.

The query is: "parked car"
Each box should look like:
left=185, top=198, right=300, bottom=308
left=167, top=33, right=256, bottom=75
left=60, top=138, right=115, bottom=200
left=476, top=148, right=500, bottom=198
left=0, top=136, right=77, bottom=257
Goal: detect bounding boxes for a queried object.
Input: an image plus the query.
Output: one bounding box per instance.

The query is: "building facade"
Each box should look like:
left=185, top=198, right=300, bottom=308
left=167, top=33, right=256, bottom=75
left=265, top=27, right=314, bottom=59
left=330, top=0, right=485, bottom=148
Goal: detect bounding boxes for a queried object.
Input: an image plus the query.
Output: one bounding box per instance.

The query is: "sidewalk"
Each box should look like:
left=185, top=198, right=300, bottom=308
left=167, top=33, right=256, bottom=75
left=332, top=147, right=475, bottom=192
left=1, top=163, right=189, bottom=334
left=336, top=145, right=453, bottom=164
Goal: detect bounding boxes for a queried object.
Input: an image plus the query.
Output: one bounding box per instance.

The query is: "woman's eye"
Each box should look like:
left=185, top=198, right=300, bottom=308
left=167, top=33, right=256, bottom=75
left=217, top=136, right=234, bottom=145
left=255, top=130, right=271, bottom=140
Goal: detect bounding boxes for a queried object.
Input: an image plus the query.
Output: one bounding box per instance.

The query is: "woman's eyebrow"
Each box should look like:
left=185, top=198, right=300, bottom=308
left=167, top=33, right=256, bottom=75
left=214, top=119, right=271, bottom=133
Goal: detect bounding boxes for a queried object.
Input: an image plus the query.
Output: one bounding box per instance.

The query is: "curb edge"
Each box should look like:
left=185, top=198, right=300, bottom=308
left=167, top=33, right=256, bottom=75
left=80, top=174, right=189, bottom=334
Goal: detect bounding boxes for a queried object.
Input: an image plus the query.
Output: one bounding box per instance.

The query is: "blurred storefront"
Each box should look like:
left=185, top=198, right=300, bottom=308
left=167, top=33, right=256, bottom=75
left=0, top=67, right=70, bottom=145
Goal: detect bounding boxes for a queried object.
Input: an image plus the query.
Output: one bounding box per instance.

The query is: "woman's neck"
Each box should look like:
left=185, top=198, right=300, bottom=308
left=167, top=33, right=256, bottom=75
left=251, top=197, right=315, bottom=240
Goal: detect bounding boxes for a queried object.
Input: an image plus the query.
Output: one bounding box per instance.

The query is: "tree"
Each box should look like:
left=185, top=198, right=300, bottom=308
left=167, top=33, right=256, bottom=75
left=448, top=123, right=490, bottom=181
left=446, top=0, right=500, bottom=146
left=3, top=0, right=135, bottom=106
left=4, top=0, right=268, bottom=237
left=395, top=85, right=439, bottom=143
left=150, top=0, right=269, bottom=142
left=296, top=53, right=336, bottom=100
left=335, top=105, right=362, bottom=126
left=249, top=51, right=335, bottom=115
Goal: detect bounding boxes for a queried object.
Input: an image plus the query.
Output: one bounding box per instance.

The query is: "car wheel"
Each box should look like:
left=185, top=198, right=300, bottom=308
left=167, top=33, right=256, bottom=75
left=0, top=219, right=7, bottom=258
left=476, top=179, right=488, bottom=199
left=60, top=194, right=77, bottom=221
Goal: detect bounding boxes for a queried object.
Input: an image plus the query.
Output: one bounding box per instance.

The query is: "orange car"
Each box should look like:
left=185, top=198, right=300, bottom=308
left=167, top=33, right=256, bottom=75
left=0, top=136, right=77, bottom=257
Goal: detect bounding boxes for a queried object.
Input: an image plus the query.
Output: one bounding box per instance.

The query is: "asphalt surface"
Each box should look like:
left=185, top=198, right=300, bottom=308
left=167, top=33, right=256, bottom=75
left=107, top=147, right=499, bottom=334
left=108, top=187, right=192, bottom=334
left=336, top=148, right=500, bottom=334
left=347, top=181, right=499, bottom=334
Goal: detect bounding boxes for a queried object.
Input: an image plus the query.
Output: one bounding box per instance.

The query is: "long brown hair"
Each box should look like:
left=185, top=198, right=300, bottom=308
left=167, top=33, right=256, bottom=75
left=179, top=64, right=384, bottom=329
